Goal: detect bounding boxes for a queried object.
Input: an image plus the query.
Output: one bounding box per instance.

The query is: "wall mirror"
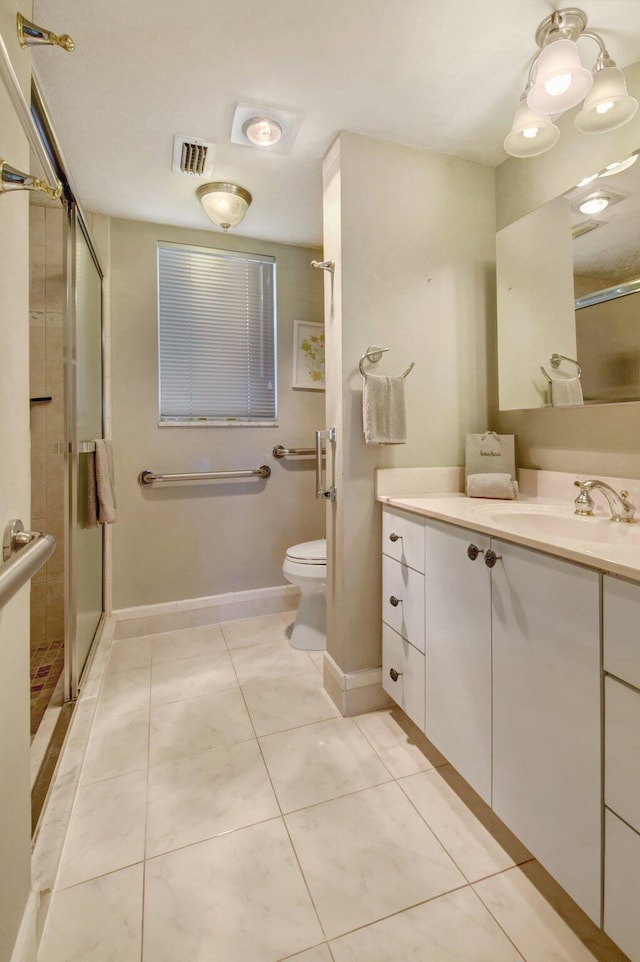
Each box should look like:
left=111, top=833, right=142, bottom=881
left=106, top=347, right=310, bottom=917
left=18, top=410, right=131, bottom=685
left=497, top=147, right=640, bottom=411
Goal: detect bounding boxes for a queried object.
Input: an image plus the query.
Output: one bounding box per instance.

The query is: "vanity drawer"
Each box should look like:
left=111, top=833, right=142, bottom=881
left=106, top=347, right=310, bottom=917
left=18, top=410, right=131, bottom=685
left=604, top=809, right=640, bottom=962
left=603, top=576, right=640, bottom=689
left=382, top=554, right=425, bottom=653
left=605, top=675, right=640, bottom=834
left=382, top=623, right=425, bottom=730
left=382, top=506, right=425, bottom=573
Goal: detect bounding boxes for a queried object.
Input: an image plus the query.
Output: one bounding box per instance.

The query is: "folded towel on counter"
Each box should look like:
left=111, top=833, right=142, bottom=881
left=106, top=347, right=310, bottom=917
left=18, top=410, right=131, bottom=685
left=363, top=374, right=407, bottom=444
left=466, top=473, right=518, bottom=500
left=95, top=439, right=117, bottom=524
left=550, top=376, right=583, bottom=407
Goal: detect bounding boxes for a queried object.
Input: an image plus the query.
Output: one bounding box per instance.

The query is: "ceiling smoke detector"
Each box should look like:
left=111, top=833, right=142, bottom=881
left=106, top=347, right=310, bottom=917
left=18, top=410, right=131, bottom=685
left=172, top=135, right=216, bottom=177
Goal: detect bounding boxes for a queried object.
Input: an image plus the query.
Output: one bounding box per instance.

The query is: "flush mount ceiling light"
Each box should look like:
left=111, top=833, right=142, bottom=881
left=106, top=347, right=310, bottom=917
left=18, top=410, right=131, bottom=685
left=196, top=182, right=252, bottom=231
left=242, top=116, right=282, bottom=148
left=505, top=8, right=638, bottom=159
left=597, top=152, right=639, bottom=178
left=578, top=191, right=610, bottom=215
left=230, top=103, right=298, bottom=151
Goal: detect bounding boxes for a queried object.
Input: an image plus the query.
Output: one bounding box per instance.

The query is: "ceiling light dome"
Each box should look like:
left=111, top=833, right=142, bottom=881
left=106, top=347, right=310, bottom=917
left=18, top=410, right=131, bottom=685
left=196, top=182, right=252, bottom=231
left=528, top=38, right=593, bottom=113
left=242, top=116, right=282, bottom=147
left=574, top=64, right=639, bottom=133
left=504, top=99, right=560, bottom=158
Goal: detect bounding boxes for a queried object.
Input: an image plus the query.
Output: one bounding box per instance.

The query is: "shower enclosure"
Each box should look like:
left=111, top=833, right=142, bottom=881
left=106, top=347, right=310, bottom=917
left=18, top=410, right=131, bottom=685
left=29, top=82, right=105, bottom=761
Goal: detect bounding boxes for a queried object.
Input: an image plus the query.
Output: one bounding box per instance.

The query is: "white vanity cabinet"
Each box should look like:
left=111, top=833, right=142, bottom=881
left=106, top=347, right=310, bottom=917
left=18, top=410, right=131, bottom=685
left=491, top=540, right=601, bottom=923
left=381, top=507, right=426, bottom=730
left=424, top=521, right=492, bottom=803
left=380, top=505, right=602, bottom=925
left=602, top=575, right=640, bottom=962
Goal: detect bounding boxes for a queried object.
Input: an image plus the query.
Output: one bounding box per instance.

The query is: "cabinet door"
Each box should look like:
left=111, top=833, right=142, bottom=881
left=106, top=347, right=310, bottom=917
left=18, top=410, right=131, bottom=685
left=492, top=540, right=601, bottom=923
left=424, top=521, right=492, bottom=803
left=604, top=808, right=640, bottom=962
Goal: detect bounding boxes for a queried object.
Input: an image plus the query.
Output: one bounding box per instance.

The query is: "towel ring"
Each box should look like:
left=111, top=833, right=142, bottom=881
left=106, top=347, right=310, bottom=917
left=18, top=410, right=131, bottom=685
left=359, top=344, right=415, bottom=378
left=540, top=353, right=582, bottom=382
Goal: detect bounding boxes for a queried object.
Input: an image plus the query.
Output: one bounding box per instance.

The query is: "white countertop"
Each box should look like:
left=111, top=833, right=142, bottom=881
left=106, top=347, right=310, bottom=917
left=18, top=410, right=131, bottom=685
left=376, top=469, right=640, bottom=583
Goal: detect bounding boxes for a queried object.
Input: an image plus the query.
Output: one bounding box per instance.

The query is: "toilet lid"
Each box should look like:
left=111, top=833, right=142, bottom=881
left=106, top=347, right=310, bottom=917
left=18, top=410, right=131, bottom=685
left=286, top=539, right=326, bottom=564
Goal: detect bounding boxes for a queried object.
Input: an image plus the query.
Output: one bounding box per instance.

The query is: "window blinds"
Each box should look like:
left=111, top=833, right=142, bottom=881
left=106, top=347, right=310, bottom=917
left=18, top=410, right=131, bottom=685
left=158, top=243, right=277, bottom=423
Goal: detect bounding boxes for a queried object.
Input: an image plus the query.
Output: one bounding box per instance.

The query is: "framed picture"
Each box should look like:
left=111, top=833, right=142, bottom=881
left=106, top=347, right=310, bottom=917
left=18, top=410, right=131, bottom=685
left=292, top=320, right=325, bottom=390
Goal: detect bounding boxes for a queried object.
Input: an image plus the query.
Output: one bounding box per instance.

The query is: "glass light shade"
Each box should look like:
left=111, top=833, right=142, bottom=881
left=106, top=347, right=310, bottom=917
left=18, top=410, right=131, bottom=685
left=528, top=39, right=593, bottom=113
left=242, top=116, right=282, bottom=147
left=574, top=66, right=639, bottom=133
left=197, top=182, right=252, bottom=231
left=503, top=100, right=560, bottom=158
left=598, top=153, right=639, bottom=177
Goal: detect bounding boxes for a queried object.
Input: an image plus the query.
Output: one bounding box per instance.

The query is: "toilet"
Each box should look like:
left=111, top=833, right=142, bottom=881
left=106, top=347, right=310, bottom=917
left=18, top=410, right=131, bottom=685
left=282, top=539, right=327, bottom=650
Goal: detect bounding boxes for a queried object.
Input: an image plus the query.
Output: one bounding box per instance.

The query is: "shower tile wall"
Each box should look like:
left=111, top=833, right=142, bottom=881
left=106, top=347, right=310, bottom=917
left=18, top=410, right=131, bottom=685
left=30, top=196, right=66, bottom=736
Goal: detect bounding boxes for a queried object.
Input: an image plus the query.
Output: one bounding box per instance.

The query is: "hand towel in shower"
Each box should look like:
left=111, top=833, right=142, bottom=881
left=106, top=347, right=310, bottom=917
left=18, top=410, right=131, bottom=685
left=363, top=373, right=407, bottom=444
left=550, top=376, right=583, bottom=407
left=95, top=439, right=117, bottom=524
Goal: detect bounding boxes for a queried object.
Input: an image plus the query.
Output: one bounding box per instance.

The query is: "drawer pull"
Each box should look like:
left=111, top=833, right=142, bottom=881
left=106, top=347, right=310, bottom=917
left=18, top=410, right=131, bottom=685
left=389, top=532, right=402, bottom=543
left=467, top=544, right=485, bottom=561
left=484, top=549, right=502, bottom=568
left=389, top=595, right=402, bottom=607
left=389, top=667, right=403, bottom=682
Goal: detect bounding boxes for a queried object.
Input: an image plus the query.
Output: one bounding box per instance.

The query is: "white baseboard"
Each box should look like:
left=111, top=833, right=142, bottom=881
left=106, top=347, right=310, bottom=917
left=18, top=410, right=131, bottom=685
left=10, top=891, right=38, bottom=962
left=323, top=652, right=392, bottom=716
left=113, top=584, right=299, bottom=621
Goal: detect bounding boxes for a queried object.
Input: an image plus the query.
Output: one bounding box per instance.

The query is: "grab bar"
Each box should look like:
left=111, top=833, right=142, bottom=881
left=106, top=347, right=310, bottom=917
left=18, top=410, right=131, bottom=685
left=138, top=465, right=271, bottom=486
left=0, top=519, right=56, bottom=609
left=315, top=427, right=337, bottom=501
left=272, top=445, right=318, bottom=459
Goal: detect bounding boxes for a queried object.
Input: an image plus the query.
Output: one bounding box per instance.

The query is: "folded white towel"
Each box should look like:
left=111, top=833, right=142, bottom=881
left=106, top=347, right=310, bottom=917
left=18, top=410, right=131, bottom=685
left=363, top=374, right=407, bottom=444
left=95, top=439, right=117, bottom=524
left=466, top=473, right=518, bottom=500
left=551, top=376, right=583, bottom=407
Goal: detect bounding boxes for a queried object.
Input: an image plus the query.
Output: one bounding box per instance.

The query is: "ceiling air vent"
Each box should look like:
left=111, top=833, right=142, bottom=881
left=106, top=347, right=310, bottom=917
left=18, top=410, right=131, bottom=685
left=172, top=135, right=216, bottom=178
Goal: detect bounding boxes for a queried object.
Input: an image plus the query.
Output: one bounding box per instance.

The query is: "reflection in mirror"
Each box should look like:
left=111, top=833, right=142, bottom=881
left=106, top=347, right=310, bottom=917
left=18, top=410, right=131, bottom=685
left=497, top=147, right=640, bottom=411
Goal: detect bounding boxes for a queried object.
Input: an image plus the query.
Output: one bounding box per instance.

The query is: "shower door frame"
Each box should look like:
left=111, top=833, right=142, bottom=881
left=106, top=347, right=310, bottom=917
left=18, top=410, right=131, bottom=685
left=31, top=76, right=107, bottom=703
left=63, top=203, right=106, bottom=701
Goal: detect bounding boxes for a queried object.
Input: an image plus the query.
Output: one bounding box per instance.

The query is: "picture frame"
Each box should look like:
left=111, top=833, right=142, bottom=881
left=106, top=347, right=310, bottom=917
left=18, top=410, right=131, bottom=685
left=292, top=320, right=325, bottom=390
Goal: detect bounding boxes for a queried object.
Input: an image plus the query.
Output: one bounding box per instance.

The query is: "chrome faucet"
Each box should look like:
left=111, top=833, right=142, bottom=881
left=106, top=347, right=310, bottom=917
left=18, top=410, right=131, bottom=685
left=574, top=480, right=636, bottom=523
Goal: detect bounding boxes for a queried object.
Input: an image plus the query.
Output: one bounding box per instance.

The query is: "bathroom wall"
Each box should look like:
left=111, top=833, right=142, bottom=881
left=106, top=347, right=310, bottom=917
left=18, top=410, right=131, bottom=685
left=29, top=195, right=66, bottom=732
left=494, top=61, right=640, bottom=478
left=0, top=1, right=38, bottom=958
left=322, top=131, right=496, bottom=692
left=109, top=218, right=325, bottom=609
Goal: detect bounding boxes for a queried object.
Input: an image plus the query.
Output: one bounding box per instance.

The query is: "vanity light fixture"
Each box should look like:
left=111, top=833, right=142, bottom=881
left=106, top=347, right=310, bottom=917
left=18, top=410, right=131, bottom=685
left=503, top=88, right=560, bottom=157
left=505, top=8, right=638, bottom=159
left=196, top=182, right=252, bottom=231
left=578, top=191, right=610, bottom=215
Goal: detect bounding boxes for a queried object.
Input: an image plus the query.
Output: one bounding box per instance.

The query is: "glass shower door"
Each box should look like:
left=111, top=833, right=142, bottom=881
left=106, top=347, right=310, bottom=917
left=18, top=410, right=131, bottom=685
left=67, top=208, right=104, bottom=696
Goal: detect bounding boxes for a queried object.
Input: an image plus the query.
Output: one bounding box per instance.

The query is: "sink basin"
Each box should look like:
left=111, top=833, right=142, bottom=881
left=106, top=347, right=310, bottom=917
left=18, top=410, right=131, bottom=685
left=474, top=503, right=640, bottom=547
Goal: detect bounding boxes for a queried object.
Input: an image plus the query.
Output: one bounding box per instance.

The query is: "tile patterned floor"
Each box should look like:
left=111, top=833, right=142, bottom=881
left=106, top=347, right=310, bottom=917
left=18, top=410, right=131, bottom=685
left=30, top=637, right=64, bottom=736
left=38, top=612, right=627, bottom=962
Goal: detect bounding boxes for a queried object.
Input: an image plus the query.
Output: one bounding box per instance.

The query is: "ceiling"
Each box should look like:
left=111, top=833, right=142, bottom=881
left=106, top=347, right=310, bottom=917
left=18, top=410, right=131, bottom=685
left=31, top=0, right=640, bottom=248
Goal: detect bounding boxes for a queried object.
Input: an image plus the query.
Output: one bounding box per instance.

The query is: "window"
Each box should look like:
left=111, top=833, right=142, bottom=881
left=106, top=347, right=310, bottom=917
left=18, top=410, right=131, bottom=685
left=157, top=242, right=277, bottom=424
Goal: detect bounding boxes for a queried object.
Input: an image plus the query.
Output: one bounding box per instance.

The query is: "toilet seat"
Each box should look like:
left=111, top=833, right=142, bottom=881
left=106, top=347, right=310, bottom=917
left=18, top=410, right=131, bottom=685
left=285, top=539, right=326, bottom=565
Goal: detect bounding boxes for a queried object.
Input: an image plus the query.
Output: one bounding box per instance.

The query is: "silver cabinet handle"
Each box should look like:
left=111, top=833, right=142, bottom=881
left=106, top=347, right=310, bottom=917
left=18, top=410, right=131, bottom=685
left=389, top=595, right=401, bottom=607
left=467, top=544, right=485, bottom=561
left=389, top=668, right=403, bottom=682
left=484, top=549, right=502, bottom=568
left=389, top=532, right=402, bottom=543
